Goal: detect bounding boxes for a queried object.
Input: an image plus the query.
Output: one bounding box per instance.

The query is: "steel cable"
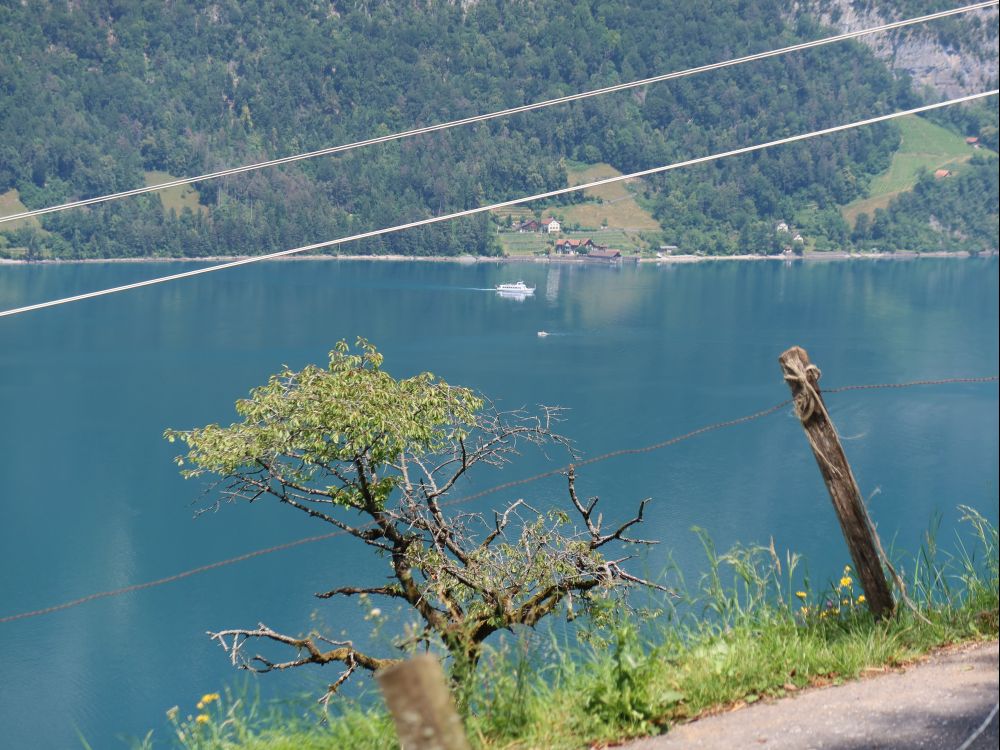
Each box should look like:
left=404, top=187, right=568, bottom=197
left=1, top=1, right=994, bottom=227
left=2, top=89, right=997, bottom=319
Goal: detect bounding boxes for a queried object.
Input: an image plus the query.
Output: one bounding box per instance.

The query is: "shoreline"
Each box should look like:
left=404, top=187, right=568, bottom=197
left=0, top=250, right=991, bottom=267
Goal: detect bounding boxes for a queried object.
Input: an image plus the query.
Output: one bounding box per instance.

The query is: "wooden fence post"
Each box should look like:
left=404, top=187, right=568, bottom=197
left=779, top=346, right=895, bottom=619
left=377, top=654, right=471, bottom=750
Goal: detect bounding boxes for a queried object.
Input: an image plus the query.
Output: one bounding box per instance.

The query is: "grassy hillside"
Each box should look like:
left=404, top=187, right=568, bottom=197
left=562, top=162, right=662, bottom=232
left=0, top=189, right=51, bottom=258
left=0, top=189, right=43, bottom=231
left=143, top=171, right=207, bottom=215
left=842, top=115, right=984, bottom=227
left=494, top=162, right=660, bottom=256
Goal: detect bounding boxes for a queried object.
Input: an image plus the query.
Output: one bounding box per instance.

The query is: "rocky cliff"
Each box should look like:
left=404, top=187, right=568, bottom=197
left=792, top=1, right=998, bottom=98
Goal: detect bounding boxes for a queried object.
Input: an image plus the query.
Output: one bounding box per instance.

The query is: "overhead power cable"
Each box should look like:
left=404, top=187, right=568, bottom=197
left=2, top=89, right=996, bottom=320
left=0, top=0, right=995, bottom=227
left=956, top=702, right=1000, bottom=750
left=1, top=374, right=995, bottom=625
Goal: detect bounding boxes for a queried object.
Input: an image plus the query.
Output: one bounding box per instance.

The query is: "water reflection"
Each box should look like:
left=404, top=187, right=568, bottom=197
left=0, top=258, right=996, bottom=749
left=495, top=289, right=532, bottom=301
left=545, top=266, right=562, bottom=303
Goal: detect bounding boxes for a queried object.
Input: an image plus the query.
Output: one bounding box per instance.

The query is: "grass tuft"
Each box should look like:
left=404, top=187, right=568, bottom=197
left=134, top=507, right=999, bottom=749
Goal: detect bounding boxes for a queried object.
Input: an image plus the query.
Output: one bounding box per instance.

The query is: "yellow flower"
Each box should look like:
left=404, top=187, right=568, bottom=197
left=195, top=714, right=210, bottom=725
left=839, top=576, right=853, bottom=588
left=200, top=693, right=220, bottom=704
left=841, top=598, right=849, bottom=606
left=857, top=595, right=866, bottom=604
left=795, top=591, right=807, bottom=599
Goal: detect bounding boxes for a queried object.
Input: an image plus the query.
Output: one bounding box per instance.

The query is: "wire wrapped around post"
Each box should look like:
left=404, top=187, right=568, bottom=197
left=779, top=346, right=895, bottom=619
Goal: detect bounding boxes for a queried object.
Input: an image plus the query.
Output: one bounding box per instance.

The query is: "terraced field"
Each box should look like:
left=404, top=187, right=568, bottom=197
left=842, top=116, right=987, bottom=227
left=494, top=162, right=661, bottom=255
left=562, top=162, right=661, bottom=231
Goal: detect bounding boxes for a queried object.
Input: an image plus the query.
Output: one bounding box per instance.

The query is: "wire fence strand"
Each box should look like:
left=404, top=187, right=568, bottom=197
left=0, top=530, right=347, bottom=625
left=825, top=376, right=1000, bottom=393
left=441, top=398, right=796, bottom=508
left=0, top=374, right=995, bottom=625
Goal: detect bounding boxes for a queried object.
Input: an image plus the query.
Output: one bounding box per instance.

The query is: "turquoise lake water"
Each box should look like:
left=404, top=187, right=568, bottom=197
left=0, top=258, right=997, bottom=748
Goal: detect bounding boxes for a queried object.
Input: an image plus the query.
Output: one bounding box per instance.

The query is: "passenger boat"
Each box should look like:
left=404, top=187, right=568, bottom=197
left=495, top=281, right=535, bottom=295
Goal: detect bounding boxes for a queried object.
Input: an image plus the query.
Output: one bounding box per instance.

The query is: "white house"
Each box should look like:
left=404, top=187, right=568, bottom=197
left=545, top=217, right=561, bottom=234
left=776, top=221, right=789, bottom=233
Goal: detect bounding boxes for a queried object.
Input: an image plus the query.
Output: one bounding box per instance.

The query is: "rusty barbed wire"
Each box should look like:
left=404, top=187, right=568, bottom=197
left=824, top=375, right=998, bottom=393
left=0, top=530, right=346, bottom=624
left=1, top=374, right=995, bottom=625
left=440, top=397, right=796, bottom=508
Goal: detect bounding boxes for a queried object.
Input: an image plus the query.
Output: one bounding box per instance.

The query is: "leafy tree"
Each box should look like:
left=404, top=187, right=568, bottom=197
left=852, top=212, right=871, bottom=244
left=166, top=340, right=663, bottom=699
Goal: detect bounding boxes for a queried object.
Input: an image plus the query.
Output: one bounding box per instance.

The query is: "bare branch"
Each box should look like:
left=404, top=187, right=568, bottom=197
left=208, top=623, right=397, bottom=678
left=315, top=583, right=405, bottom=600
left=319, top=657, right=357, bottom=706
left=590, top=498, right=659, bottom=549
left=478, top=499, right=526, bottom=550
left=606, top=563, right=676, bottom=594
left=566, top=465, right=601, bottom=538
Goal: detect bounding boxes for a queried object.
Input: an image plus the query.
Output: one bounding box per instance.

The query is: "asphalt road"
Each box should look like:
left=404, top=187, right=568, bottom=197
left=624, top=640, right=999, bottom=750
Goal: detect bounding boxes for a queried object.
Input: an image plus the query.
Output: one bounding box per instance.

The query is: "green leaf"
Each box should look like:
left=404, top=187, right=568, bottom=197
left=659, top=690, right=685, bottom=706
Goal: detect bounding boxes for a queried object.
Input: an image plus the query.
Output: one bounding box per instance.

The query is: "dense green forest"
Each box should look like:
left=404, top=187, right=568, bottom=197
left=0, top=0, right=996, bottom=259
left=853, top=156, right=999, bottom=253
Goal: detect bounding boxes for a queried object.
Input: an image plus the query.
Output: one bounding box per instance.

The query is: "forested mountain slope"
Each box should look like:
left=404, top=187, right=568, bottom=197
left=0, top=0, right=995, bottom=259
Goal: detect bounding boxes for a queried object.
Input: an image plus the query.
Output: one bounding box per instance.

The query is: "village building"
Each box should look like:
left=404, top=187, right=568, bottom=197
left=585, top=248, right=623, bottom=262
left=776, top=221, right=790, bottom=233
left=544, top=217, right=561, bottom=233
left=934, top=169, right=952, bottom=179
left=554, top=238, right=596, bottom=254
